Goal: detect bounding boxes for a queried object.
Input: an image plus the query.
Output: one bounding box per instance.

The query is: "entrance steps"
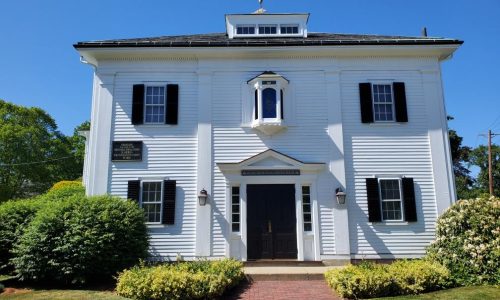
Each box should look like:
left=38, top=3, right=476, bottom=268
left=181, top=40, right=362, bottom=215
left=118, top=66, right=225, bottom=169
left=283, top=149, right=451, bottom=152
left=244, top=260, right=344, bottom=281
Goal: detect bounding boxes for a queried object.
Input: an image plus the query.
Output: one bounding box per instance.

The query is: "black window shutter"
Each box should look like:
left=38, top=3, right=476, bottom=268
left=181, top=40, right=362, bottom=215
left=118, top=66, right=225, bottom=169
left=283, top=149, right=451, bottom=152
left=254, top=89, right=258, bottom=120
left=280, top=89, right=284, bottom=119
left=162, top=180, right=176, bottom=225
left=359, top=83, right=374, bottom=123
left=132, top=85, right=145, bottom=125
left=402, top=177, right=417, bottom=222
left=166, top=84, right=179, bottom=125
left=127, top=180, right=141, bottom=203
left=366, top=178, right=382, bottom=222
left=393, top=82, right=408, bottom=122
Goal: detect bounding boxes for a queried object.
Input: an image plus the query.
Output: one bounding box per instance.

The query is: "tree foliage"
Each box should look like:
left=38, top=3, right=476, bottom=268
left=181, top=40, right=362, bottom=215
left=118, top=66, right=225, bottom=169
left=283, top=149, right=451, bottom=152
left=0, top=100, right=83, bottom=202
left=470, top=144, right=500, bottom=196
left=448, top=117, right=476, bottom=199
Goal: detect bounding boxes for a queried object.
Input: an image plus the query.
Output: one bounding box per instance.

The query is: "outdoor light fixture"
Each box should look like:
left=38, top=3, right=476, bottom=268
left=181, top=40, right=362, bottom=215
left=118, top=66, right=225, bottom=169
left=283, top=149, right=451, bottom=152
left=198, top=188, right=208, bottom=206
left=336, top=187, right=346, bottom=205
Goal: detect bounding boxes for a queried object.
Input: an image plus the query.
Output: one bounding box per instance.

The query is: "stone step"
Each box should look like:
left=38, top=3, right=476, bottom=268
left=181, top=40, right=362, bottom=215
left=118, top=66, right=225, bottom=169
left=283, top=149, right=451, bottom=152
left=244, top=260, right=325, bottom=267
left=244, top=265, right=342, bottom=281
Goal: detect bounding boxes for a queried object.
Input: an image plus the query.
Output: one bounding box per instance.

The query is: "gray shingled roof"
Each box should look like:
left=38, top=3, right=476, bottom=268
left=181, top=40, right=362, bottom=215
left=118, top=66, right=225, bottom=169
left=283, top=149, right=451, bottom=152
left=74, top=32, right=462, bottom=48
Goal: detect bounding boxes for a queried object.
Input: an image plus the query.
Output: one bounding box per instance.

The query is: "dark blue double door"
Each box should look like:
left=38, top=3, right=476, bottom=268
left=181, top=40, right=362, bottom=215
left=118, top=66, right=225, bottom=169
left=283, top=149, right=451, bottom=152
left=247, top=184, right=297, bottom=259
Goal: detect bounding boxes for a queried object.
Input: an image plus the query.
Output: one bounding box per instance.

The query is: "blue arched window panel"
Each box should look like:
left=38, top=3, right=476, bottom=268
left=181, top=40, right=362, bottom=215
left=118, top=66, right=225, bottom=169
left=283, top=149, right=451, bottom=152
left=262, top=88, right=277, bottom=118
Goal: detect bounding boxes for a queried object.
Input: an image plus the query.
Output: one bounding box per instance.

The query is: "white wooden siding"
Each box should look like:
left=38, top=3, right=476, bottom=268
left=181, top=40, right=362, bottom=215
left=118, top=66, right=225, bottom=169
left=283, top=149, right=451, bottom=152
left=211, top=68, right=334, bottom=257
left=107, top=69, right=199, bottom=259
left=341, top=68, right=438, bottom=257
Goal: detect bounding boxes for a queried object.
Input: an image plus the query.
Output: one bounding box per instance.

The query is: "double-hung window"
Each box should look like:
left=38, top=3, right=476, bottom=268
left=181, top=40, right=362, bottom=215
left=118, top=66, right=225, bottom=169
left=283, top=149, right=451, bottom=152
left=372, top=84, right=394, bottom=122
left=141, top=181, right=163, bottom=223
left=379, top=179, right=403, bottom=221
left=144, top=86, right=166, bottom=124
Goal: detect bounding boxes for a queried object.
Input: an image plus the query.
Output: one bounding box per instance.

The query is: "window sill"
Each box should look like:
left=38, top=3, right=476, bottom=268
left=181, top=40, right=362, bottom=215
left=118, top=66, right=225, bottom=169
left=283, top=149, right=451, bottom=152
left=146, top=223, right=166, bottom=228
left=370, top=221, right=410, bottom=226
left=368, top=122, right=401, bottom=126
left=136, top=124, right=173, bottom=128
left=251, top=119, right=287, bottom=135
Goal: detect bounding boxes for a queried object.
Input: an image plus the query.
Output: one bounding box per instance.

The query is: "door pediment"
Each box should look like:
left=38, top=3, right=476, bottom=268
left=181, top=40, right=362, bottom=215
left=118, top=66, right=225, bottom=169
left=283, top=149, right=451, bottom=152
left=217, top=149, right=325, bottom=174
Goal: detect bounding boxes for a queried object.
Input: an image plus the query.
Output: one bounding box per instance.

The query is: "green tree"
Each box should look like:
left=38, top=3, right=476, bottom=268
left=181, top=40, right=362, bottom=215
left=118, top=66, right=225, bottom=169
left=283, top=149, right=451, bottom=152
left=448, top=117, right=477, bottom=199
left=0, top=100, right=81, bottom=202
left=70, top=120, right=90, bottom=167
left=470, top=144, right=500, bottom=196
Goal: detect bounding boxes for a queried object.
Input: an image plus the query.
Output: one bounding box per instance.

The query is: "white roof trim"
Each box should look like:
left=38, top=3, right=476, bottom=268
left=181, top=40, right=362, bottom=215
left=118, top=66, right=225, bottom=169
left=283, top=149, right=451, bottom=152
left=217, top=149, right=325, bottom=173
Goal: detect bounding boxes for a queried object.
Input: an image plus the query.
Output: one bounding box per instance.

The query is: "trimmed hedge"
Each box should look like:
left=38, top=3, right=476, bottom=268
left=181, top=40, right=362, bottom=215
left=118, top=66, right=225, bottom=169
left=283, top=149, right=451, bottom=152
left=12, top=194, right=149, bottom=285
left=0, top=183, right=85, bottom=273
left=116, top=259, right=244, bottom=300
left=325, top=260, right=451, bottom=299
left=0, top=198, right=44, bottom=273
left=427, top=196, right=500, bottom=285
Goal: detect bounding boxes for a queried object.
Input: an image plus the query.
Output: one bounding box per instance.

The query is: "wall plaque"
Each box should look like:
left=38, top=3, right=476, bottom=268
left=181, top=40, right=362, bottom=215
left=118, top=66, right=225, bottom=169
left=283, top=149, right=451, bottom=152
left=112, top=141, right=143, bottom=161
left=241, top=169, right=300, bottom=176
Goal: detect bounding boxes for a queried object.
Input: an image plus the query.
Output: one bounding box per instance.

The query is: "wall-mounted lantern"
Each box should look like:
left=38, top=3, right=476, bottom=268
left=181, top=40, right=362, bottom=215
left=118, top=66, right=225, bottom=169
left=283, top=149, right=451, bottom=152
left=336, top=187, right=346, bottom=205
left=198, top=188, right=208, bottom=206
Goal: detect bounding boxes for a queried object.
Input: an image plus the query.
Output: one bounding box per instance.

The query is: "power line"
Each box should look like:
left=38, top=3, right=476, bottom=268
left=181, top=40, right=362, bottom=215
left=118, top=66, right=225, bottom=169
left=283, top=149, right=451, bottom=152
left=0, top=156, right=74, bottom=167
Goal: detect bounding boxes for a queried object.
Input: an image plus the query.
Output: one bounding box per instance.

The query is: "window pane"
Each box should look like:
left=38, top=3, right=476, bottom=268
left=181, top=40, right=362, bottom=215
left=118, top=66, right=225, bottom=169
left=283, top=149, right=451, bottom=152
left=382, top=201, right=402, bottom=220
left=144, top=86, right=166, bottom=124
left=304, top=223, right=312, bottom=232
left=380, top=180, right=400, bottom=200
left=262, top=88, right=277, bottom=118
left=303, top=213, right=311, bottom=222
left=232, top=223, right=240, bottom=232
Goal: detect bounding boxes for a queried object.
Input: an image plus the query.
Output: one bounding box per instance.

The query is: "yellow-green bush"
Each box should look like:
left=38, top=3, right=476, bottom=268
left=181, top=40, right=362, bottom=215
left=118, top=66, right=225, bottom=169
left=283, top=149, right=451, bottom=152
left=116, top=259, right=244, bottom=300
left=427, top=196, right=500, bottom=285
left=325, top=260, right=451, bottom=299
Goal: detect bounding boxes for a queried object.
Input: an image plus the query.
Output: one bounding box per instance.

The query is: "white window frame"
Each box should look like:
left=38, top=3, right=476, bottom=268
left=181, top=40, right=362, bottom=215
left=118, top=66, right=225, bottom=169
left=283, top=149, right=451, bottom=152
left=235, top=24, right=256, bottom=36
left=252, top=81, right=285, bottom=123
left=144, top=85, right=166, bottom=125
left=258, top=24, right=278, bottom=35
left=231, top=186, right=241, bottom=233
left=280, top=24, right=300, bottom=35
left=140, top=180, right=163, bottom=224
left=378, top=178, right=404, bottom=222
left=371, top=83, right=395, bottom=122
left=302, top=185, right=313, bottom=232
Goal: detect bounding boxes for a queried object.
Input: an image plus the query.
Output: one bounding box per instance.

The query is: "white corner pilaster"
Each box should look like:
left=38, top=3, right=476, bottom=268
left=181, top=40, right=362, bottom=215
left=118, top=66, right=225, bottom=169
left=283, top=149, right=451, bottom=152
left=195, top=70, right=213, bottom=257
left=326, top=68, right=351, bottom=258
left=87, top=73, right=115, bottom=196
left=422, top=68, right=456, bottom=215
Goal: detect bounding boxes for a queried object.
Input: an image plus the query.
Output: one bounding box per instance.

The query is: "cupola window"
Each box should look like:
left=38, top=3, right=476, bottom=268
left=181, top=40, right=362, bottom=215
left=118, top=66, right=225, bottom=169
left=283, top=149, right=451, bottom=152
left=247, top=71, right=288, bottom=135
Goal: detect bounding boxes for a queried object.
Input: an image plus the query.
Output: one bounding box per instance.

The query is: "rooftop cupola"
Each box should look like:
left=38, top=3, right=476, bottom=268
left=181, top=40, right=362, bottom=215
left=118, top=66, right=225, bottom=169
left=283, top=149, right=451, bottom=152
left=225, top=2, right=309, bottom=39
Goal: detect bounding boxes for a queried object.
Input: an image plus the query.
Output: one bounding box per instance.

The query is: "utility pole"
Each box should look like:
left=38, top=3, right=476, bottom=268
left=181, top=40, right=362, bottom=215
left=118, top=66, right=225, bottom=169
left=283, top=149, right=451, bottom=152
left=480, top=130, right=498, bottom=196
left=489, top=130, right=493, bottom=195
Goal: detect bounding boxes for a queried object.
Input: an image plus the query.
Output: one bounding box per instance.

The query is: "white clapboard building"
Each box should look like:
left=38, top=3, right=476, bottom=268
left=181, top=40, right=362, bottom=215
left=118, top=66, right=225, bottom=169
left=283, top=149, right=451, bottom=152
left=74, top=8, right=462, bottom=262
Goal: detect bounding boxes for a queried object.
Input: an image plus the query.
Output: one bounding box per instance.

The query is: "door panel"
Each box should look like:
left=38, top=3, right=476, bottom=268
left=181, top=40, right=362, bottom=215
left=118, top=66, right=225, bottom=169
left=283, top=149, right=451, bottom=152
left=247, top=184, right=297, bottom=259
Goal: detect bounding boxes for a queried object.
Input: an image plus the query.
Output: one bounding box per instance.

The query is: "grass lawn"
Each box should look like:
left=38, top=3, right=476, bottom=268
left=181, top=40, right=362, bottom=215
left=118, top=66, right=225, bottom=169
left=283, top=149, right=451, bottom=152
left=0, top=289, right=126, bottom=300
left=374, top=286, right=500, bottom=300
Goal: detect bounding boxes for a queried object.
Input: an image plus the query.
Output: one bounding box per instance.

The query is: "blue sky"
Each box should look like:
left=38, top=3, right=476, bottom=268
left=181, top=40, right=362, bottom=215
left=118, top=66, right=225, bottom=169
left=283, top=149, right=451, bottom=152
left=1, top=0, right=499, bottom=148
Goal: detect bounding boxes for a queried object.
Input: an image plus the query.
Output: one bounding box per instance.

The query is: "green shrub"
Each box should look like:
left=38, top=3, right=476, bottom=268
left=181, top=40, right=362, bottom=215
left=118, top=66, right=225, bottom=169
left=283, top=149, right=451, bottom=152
left=0, top=198, right=44, bottom=273
left=0, top=183, right=85, bottom=274
left=12, top=194, right=149, bottom=285
left=427, top=196, right=500, bottom=285
left=0, top=282, right=4, bottom=293
left=324, top=260, right=451, bottom=299
left=116, top=259, right=244, bottom=300
left=48, top=180, right=83, bottom=192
